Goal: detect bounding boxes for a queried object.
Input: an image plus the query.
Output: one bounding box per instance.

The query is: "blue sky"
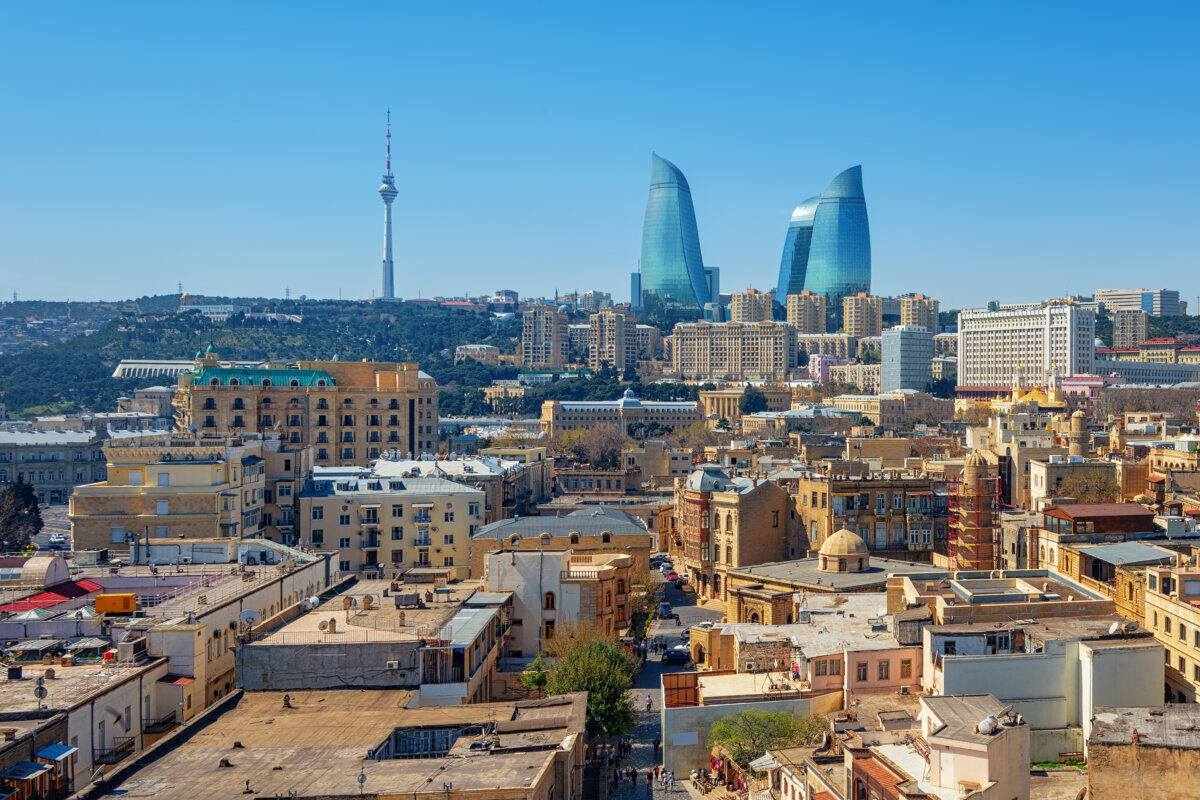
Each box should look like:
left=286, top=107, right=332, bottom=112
left=1, top=3, right=1197, bottom=308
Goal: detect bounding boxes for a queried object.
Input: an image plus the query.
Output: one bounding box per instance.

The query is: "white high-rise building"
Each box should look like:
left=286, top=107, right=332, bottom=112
left=957, top=302, right=1095, bottom=387
left=881, top=325, right=934, bottom=392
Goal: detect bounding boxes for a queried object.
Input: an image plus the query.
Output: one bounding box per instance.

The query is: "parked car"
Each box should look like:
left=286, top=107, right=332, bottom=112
left=695, top=621, right=715, bottom=629
left=665, top=572, right=679, bottom=580
left=662, top=648, right=691, bottom=665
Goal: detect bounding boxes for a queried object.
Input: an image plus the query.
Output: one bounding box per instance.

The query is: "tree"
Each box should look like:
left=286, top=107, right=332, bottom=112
left=0, top=480, right=42, bottom=551
left=572, top=424, right=630, bottom=469
left=1057, top=468, right=1121, bottom=504
left=545, top=635, right=637, bottom=737
left=709, top=710, right=826, bottom=769
left=739, top=386, right=769, bottom=415
left=519, top=653, right=550, bottom=693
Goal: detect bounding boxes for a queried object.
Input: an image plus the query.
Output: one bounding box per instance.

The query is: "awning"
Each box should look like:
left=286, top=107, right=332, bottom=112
left=67, top=638, right=111, bottom=651
left=6, top=639, right=64, bottom=652
left=34, top=743, right=77, bottom=762
left=748, top=754, right=778, bottom=771
left=357, top=503, right=381, bottom=509
left=158, top=674, right=195, bottom=686
left=1, top=761, right=51, bottom=781
left=1078, top=542, right=1175, bottom=566
left=412, top=502, right=435, bottom=508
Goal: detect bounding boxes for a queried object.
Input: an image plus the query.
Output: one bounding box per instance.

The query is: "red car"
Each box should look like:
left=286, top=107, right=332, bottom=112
left=666, top=571, right=679, bottom=580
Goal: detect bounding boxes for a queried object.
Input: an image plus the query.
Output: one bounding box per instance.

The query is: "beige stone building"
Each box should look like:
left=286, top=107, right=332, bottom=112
left=671, top=321, right=797, bottom=381
left=588, top=308, right=638, bottom=372
left=899, top=293, right=939, bottom=332
left=729, top=289, right=773, bottom=323
left=785, top=291, right=826, bottom=333
left=933, top=332, right=958, bottom=355
left=298, top=473, right=484, bottom=578
left=796, top=332, right=856, bottom=358
left=1112, top=308, right=1148, bottom=349
left=843, top=292, right=883, bottom=338
left=453, top=343, right=501, bottom=364
left=174, top=350, right=438, bottom=467
left=481, top=380, right=526, bottom=411
left=69, top=435, right=307, bottom=551
left=520, top=305, right=569, bottom=368
left=540, top=389, right=700, bottom=437
left=470, top=507, right=654, bottom=578
left=622, top=440, right=694, bottom=487
left=790, top=472, right=943, bottom=554
left=1143, top=564, right=1200, bottom=703
left=827, top=363, right=882, bottom=394
left=635, top=324, right=663, bottom=359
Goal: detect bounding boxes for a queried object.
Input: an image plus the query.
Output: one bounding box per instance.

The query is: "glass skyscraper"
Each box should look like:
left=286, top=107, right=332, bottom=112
left=803, top=165, right=871, bottom=298
left=774, top=196, right=820, bottom=302
left=639, top=153, right=710, bottom=309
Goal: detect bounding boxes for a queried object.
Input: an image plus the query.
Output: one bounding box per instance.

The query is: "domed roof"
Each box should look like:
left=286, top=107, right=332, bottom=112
left=1072, top=409, right=1086, bottom=418
left=964, top=451, right=987, bottom=467
left=685, top=463, right=732, bottom=492
left=616, top=389, right=642, bottom=408
left=819, top=528, right=868, bottom=557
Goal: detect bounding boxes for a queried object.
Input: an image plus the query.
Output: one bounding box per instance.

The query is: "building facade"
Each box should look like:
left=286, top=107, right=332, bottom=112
left=881, top=324, right=934, bottom=392
left=898, top=293, right=939, bottom=331
left=671, top=321, right=797, bottom=381
left=785, top=290, right=827, bottom=333
left=842, top=293, right=883, bottom=339
left=826, top=364, right=882, bottom=394
left=1112, top=309, right=1149, bottom=349
left=0, top=431, right=107, bottom=505
left=728, top=289, right=774, bottom=323
left=173, top=351, right=438, bottom=467
left=587, top=308, right=638, bottom=372
left=520, top=306, right=569, bottom=368
left=639, top=153, right=710, bottom=309
left=1094, top=287, right=1184, bottom=316
left=957, top=301, right=1095, bottom=386
left=540, top=390, right=700, bottom=438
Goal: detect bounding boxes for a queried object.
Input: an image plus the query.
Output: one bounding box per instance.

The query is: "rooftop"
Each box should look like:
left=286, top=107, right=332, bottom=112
left=730, top=557, right=945, bottom=592
left=1046, top=503, right=1154, bottom=520
left=710, top=594, right=896, bottom=658
left=98, top=690, right=586, bottom=800
left=473, top=507, right=647, bottom=541
left=0, top=661, right=153, bottom=714
left=922, top=693, right=1020, bottom=744
left=1090, top=705, right=1200, bottom=749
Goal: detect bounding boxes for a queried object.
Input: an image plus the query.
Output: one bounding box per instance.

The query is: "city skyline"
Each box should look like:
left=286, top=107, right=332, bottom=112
left=1, top=5, right=1198, bottom=307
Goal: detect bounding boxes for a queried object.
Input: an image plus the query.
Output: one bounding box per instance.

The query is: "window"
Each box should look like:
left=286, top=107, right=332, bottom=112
left=569, top=533, right=580, bottom=544
left=444, top=511, right=454, bottom=523
left=128, top=471, right=143, bottom=486
left=110, top=525, right=126, bottom=543
left=469, top=502, right=480, bottom=517
left=544, top=592, right=556, bottom=610
left=855, top=662, right=868, bottom=682
left=815, top=659, right=828, bottom=676
left=392, top=550, right=404, bottom=565
left=157, top=472, right=170, bottom=487
left=278, top=484, right=292, bottom=497
left=339, top=537, right=351, bottom=549
left=543, top=620, right=555, bottom=640
left=830, top=660, right=841, bottom=675
left=392, top=504, right=403, bottom=517
left=878, top=661, right=889, bottom=680
left=772, top=510, right=779, bottom=528
left=443, top=534, right=454, bottom=545
left=311, top=506, right=324, bottom=520
left=338, top=514, right=351, bottom=526
left=391, top=526, right=403, bottom=541
left=339, top=560, right=350, bottom=572
left=311, top=529, right=324, bottom=545
left=1181, top=623, right=1187, bottom=642
left=124, top=705, right=132, bottom=732
left=900, top=659, right=912, bottom=679
left=943, top=641, right=956, bottom=655
left=602, top=533, right=611, bottom=543
left=156, top=500, right=169, bottom=515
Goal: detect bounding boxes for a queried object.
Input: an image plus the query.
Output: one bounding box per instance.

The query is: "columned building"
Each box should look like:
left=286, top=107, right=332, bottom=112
left=540, top=390, right=700, bottom=438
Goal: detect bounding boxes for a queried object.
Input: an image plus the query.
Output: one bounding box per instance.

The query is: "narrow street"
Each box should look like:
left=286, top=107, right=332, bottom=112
left=601, top=577, right=724, bottom=799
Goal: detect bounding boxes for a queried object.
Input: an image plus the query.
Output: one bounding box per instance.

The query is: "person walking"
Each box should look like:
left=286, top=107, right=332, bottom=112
left=652, top=737, right=660, bottom=758
left=645, top=694, right=652, bottom=713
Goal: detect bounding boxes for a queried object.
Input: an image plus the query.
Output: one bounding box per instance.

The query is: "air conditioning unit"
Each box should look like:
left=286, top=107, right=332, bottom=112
left=386, top=660, right=399, bottom=670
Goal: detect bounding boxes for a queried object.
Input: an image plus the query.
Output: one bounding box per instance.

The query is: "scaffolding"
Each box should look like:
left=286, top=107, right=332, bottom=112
left=947, top=473, right=1000, bottom=571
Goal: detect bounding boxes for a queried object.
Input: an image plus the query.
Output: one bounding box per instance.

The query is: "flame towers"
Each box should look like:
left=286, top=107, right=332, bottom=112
left=801, top=165, right=871, bottom=298
left=378, top=111, right=398, bottom=300
left=638, top=153, right=711, bottom=309
left=774, top=196, right=820, bottom=301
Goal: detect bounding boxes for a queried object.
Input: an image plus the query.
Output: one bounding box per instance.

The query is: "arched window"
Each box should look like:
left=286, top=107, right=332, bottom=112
left=544, top=592, right=556, bottom=610
left=750, top=612, right=760, bottom=624
left=290, top=379, right=300, bottom=387
left=316, top=379, right=327, bottom=387
left=261, top=378, right=272, bottom=387
left=604, top=592, right=611, bottom=606
left=601, top=532, right=611, bottom=544
left=569, top=533, right=580, bottom=544
left=725, top=514, right=732, bottom=532
left=540, top=533, right=551, bottom=545
left=510, top=535, right=520, bottom=546
left=228, top=378, right=239, bottom=386
left=210, top=378, right=220, bottom=386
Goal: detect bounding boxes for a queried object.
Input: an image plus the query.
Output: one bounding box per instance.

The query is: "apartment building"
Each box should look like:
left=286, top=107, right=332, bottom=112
left=792, top=472, right=945, bottom=555
left=635, top=323, right=663, bottom=359
left=898, top=292, right=939, bottom=331
left=796, top=332, right=856, bottom=358
left=1143, top=565, right=1200, bottom=703
left=957, top=301, right=1095, bottom=386
left=622, top=440, right=694, bottom=487
left=826, top=363, right=881, bottom=394
left=453, top=343, right=501, bottom=364
left=881, top=324, right=933, bottom=392
left=69, top=435, right=305, bottom=551
left=842, top=293, right=883, bottom=338
left=470, top=507, right=654, bottom=577
left=0, top=430, right=108, bottom=505
left=1112, top=309, right=1149, bottom=349
left=298, top=473, right=484, bottom=577
left=588, top=308, right=638, bottom=372
left=729, top=289, right=774, bottom=323
left=520, top=305, right=569, bottom=368
left=672, top=320, right=797, bottom=381
left=933, top=331, right=958, bottom=355
left=486, top=549, right=632, bottom=653
left=785, top=290, right=827, bottom=333
left=173, top=349, right=439, bottom=466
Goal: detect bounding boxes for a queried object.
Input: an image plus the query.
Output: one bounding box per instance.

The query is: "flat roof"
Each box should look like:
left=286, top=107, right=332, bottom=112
left=1046, top=503, right=1154, bottom=519
left=98, top=690, right=585, bottom=799
left=0, top=662, right=152, bottom=714
left=1091, top=705, right=1200, bottom=749
left=922, top=694, right=1016, bottom=744
left=1078, top=542, right=1177, bottom=566
left=731, top=558, right=946, bottom=592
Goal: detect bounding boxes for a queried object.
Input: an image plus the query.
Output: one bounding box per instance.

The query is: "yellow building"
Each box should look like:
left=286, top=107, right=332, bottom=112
left=471, top=507, right=654, bottom=579
left=796, top=333, right=856, bottom=358
left=588, top=308, right=638, bottom=372
left=174, top=349, right=438, bottom=467
left=482, top=381, right=526, bottom=411
left=827, top=363, right=882, bottom=394
left=842, top=293, right=883, bottom=338
left=671, top=321, right=797, bottom=381
left=69, top=435, right=304, bottom=551
left=1112, top=309, right=1148, bottom=349
left=899, top=293, right=939, bottom=332
left=729, top=289, right=774, bottom=323
left=785, top=291, right=827, bottom=333
left=540, top=389, right=700, bottom=438
left=453, top=344, right=501, bottom=365
left=298, top=473, right=484, bottom=578
left=698, top=385, right=792, bottom=423
left=1144, top=565, right=1200, bottom=702
left=521, top=306, right=569, bottom=368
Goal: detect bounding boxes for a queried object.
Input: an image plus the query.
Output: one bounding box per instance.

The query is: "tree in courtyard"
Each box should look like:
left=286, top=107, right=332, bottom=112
left=545, top=634, right=637, bottom=737
left=571, top=423, right=629, bottom=469
left=0, top=480, right=42, bottom=551
left=739, top=386, right=769, bottom=415
left=519, top=653, right=550, bottom=693
left=709, top=709, right=826, bottom=769
left=1057, top=468, right=1121, bottom=504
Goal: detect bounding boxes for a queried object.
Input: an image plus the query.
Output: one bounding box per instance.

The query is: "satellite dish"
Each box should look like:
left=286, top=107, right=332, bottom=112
left=997, top=704, right=1015, bottom=719
left=308, top=596, right=320, bottom=608
left=239, top=610, right=262, bottom=624
left=318, top=621, right=328, bottom=631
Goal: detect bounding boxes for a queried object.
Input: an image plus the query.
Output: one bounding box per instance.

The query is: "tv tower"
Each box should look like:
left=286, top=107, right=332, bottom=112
left=378, top=109, right=398, bottom=300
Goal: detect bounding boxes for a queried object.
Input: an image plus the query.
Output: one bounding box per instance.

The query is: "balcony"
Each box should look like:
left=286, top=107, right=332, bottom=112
left=94, top=736, right=135, bottom=764
left=360, top=536, right=380, bottom=549
left=413, top=514, right=432, bottom=524
left=143, top=710, right=179, bottom=734
left=413, top=537, right=431, bottom=548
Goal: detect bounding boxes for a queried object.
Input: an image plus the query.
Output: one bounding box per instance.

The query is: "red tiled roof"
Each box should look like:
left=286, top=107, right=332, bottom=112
left=0, top=579, right=103, bottom=613
left=158, top=674, right=195, bottom=685
left=1142, top=338, right=1182, bottom=345
left=1046, top=503, right=1153, bottom=519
